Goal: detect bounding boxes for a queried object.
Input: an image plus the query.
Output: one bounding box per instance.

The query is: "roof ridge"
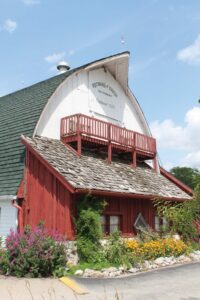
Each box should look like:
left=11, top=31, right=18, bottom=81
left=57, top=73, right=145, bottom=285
left=0, top=51, right=130, bottom=99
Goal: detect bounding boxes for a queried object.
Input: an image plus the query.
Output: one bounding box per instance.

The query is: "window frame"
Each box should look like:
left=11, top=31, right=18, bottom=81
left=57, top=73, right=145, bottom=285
left=154, top=215, right=169, bottom=231
left=101, top=213, right=122, bottom=235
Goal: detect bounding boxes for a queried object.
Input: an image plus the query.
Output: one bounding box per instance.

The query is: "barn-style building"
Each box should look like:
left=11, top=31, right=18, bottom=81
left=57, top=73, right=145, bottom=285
left=0, top=52, right=192, bottom=239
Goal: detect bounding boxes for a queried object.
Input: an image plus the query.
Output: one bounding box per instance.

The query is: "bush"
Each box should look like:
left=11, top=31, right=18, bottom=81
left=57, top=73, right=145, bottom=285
left=0, top=224, right=66, bottom=277
left=104, top=231, right=138, bottom=267
left=126, top=238, right=189, bottom=260
left=154, top=186, right=200, bottom=241
left=75, top=194, right=105, bottom=264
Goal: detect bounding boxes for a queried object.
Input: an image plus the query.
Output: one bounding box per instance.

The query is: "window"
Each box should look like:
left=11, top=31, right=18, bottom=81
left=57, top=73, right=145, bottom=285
left=154, top=215, right=168, bottom=231
left=101, top=215, right=121, bottom=234
left=134, top=213, right=149, bottom=231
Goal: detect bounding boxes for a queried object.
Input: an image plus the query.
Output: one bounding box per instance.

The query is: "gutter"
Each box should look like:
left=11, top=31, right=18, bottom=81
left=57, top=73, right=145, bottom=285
left=160, top=167, right=193, bottom=196
left=12, top=200, right=23, bottom=234
left=74, top=188, right=189, bottom=202
left=0, top=195, right=17, bottom=201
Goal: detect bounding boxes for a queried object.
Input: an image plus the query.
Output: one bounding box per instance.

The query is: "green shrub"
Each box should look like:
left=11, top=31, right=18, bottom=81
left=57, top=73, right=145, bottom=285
left=0, top=224, right=66, bottom=277
left=76, top=209, right=102, bottom=243
left=104, top=231, right=138, bottom=267
left=154, top=186, right=200, bottom=241
left=75, top=194, right=106, bottom=264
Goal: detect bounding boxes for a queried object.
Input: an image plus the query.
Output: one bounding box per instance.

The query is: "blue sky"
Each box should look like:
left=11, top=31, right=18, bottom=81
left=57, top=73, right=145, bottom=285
left=1, top=0, right=200, bottom=170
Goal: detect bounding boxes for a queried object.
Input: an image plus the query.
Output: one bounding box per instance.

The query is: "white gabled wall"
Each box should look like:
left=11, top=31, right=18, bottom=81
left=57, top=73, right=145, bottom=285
left=0, top=201, right=17, bottom=238
left=36, top=68, right=148, bottom=139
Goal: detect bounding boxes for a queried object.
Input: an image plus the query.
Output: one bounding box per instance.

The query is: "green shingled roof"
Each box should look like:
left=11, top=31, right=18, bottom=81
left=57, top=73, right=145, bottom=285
left=0, top=71, right=74, bottom=196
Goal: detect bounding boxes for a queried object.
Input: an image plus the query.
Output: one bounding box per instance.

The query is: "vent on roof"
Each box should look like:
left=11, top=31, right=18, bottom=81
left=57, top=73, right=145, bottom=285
left=57, top=61, right=70, bottom=73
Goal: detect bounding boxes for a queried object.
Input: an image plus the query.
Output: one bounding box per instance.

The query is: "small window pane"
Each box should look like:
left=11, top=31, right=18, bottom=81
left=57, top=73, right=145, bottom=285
left=155, top=216, right=160, bottom=231
left=110, top=216, right=119, bottom=233
left=134, top=213, right=149, bottom=230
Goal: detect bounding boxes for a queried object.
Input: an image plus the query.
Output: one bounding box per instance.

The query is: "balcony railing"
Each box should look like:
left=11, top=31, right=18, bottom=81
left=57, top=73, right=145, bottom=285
left=61, top=114, right=156, bottom=157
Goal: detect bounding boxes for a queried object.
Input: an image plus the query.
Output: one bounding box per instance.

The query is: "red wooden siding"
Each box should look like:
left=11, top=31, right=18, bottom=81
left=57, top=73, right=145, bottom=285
left=24, top=150, right=74, bottom=239
left=102, top=196, right=155, bottom=236
left=23, top=148, right=157, bottom=239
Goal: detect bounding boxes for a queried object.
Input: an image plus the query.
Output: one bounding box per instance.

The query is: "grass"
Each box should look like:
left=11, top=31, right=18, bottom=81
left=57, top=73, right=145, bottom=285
left=67, top=261, right=118, bottom=275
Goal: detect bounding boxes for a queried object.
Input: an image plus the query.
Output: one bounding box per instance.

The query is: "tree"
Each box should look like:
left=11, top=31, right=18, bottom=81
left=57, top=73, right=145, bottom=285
left=170, top=166, right=200, bottom=190
left=154, top=185, right=200, bottom=241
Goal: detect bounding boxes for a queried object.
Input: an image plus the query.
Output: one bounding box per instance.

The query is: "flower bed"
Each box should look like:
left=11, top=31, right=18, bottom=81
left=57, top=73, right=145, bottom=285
left=0, top=225, right=66, bottom=278
left=126, top=238, right=189, bottom=260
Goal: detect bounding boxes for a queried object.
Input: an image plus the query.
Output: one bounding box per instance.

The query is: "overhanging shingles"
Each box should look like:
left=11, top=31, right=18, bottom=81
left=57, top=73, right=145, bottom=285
left=23, top=136, right=191, bottom=200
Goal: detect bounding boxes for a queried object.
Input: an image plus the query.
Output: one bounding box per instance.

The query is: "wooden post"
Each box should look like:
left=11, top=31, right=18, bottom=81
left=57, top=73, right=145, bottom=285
left=153, top=156, right=157, bottom=173
left=131, top=132, right=136, bottom=168
left=132, top=149, right=136, bottom=168
left=77, top=115, right=82, bottom=157
left=107, top=124, right=112, bottom=163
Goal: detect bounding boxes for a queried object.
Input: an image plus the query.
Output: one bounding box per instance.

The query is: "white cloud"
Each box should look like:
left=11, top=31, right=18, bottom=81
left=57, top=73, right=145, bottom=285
left=3, top=19, right=17, bottom=34
left=163, top=162, right=174, bottom=171
left=181, top=151, right=200, bottom=168
left=22, top=0, right=40, bottom=5
left=45, top=52, right=66, bottom=64
left=150, top=106, right=200, bottom=169
left=177, top=35, right=200, bottom=65
left=68, top=49, right=75, bottom=56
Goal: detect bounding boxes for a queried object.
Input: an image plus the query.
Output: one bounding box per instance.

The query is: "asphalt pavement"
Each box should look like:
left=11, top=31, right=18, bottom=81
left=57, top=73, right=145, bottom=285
left=75, top=262, right=200, bottom=300
left=0, top=262, right=200, bottom=300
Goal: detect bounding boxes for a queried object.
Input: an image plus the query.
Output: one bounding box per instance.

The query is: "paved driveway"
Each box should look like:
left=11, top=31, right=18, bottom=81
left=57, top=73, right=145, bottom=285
left=0, top=262, right=200, bottom=300
left=76, top=262, right=200, bottom=300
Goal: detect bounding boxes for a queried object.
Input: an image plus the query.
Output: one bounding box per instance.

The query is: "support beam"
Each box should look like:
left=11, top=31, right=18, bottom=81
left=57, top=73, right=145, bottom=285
left=108, top=142, right=112, bottom=163
left=77, top=116, right=82, bottom=157
left=153, top=156, right=157, bottom=173
left=132, top=149, right=136, bottom=168
left=77, top=134, right=82, bottom=157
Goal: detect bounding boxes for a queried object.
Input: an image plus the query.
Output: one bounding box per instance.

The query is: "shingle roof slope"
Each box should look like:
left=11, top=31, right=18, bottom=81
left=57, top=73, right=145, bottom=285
left=24, top=136, right=191, bottom=200
left=0, top=52, right=130, bottom=197
left=0, top=72, right=73, bottom=196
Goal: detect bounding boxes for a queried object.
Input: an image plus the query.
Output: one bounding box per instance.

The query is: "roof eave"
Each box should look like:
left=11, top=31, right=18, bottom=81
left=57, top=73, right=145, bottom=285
left=160, top=167, right=193, bottom=196
left=21, top=135, right=75, bottom=194
left=74, top=188, right=190, bottom=202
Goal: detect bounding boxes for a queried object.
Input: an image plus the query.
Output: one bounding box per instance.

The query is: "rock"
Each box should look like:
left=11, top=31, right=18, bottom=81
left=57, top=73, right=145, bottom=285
left=75, top=270, right=83, bottom=276
left=150, top=264, right=158, bottom=269
left=84, top=268, right=94, bottom=277
left=128, top=267, right=138, bottom=273
left=189, top=253, right=200, bottom=261
left=154, top=257, right=165, bottom=265
left=102, top=270, right=110, bottom=277
left=176, top=255, right=186, bottom=262
left=91, top=271, right=104, bottom=278
left=119, top=266, right=125, bottom=272
left=115, top=270, right=122, bottom=276
left=143, top=260, right=151, bottom=269
left=193, top=250, right=200, bottom=256
left=182, top=256, right=191, bottom=263
left=164, top=257, right=173, bottom=263
left=107, top=267, right=118, bottom=272
left=109, top=272, right=117, bottom=277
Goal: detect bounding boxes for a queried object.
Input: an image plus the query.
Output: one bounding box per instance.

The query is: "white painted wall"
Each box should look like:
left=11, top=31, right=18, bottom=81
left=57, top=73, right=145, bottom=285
left=36, top=68, right=147, bottom=138
left=0, top=200, right=17, bottom=238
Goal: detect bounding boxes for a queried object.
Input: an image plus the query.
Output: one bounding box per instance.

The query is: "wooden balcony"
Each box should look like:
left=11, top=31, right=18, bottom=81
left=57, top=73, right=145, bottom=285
left=61, top=114, right=157, bottom=169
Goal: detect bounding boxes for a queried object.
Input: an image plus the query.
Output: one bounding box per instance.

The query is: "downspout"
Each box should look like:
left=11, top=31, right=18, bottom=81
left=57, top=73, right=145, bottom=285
left=12, top=200, right=23, bottom=234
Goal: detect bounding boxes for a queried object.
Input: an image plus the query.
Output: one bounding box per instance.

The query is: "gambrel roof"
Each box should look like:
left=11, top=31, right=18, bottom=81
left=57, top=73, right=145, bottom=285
left=0, top=52, right=130, bottom=196
left=22, top=136, right=191, bottom=200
